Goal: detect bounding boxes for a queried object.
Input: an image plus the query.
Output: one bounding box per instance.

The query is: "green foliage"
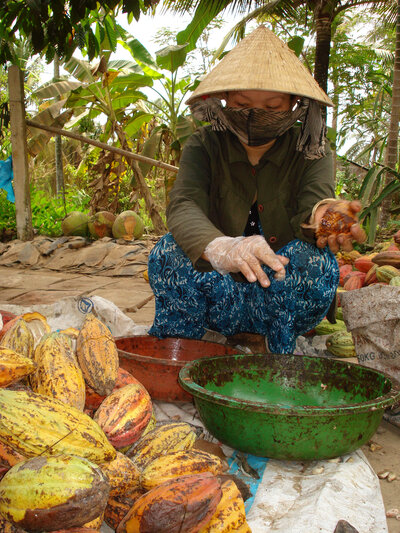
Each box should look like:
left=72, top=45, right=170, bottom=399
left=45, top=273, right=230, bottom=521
left=0, top=187, right=91, bottom=239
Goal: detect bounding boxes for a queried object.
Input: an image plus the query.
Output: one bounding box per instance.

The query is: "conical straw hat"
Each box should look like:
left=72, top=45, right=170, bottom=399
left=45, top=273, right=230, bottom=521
left=186, top=25, right=333, bottom=107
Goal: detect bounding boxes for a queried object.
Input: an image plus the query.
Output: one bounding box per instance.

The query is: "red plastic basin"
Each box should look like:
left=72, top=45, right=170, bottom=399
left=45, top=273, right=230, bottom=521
left=115, top=336, right=240, bottom=402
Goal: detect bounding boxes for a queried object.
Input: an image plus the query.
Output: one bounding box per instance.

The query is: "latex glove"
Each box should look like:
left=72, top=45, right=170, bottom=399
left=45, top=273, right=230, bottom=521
left=203, top=235, right=289, bottom=288
left=302, top=199, right=366, bottom=254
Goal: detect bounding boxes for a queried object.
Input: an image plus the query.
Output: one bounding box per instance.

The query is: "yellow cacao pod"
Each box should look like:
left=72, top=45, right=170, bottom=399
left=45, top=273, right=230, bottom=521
left=30, top=332, right=85, bottom=411
left=100, top=451, right=141, bottom=498
left=76, top=314, right=119, bottom=397
left=0, top=347, right=36, bottom=388
left=0, top=388, right=116, bottom=463
left=375, top=264, right=400, bottom=283
left=199, top=478, right=251, bottom=533
left=326, top=331, right=356, bottom=358
left=0, top=455, right=109, bottom=532
left=0, top=319, right=34, bottom=360
left=141, top=449, right=224, bottom=491
left=128, top=421, right=198, bottom=471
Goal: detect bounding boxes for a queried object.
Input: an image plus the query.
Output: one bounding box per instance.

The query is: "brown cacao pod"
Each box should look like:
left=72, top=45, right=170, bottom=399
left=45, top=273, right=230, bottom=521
left=76, top=314, right=119, bottom=397
left=0, top=319, right=34, bottom=360
left=0, top=388, right=116, bottom=463
left=0, top=347, right=36, bottom=388
left=372, top=250, right=400, bottom=268
left=0, top=455, right=109, bottom=532
left=116, top=473, right=222, bottom=533
left=85, top=367, right=139, bottom=411
left=100, top=452, right=141, bottom=498
left=94, top=383, right=152, bottom=449
left=141, top=449, right=225, bottom=491
left=30, top=332, right=86, bottom=411
left=104, top=487, right=145, bottom=530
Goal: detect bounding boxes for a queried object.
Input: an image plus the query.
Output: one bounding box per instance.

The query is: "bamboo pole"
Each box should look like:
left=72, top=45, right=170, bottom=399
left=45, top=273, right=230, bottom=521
left=25, top=120, right=179, bottom=174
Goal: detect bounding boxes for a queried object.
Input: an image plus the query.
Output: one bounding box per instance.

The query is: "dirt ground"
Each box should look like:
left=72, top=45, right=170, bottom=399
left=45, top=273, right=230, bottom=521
left=361, top=420, right=400, bottom=533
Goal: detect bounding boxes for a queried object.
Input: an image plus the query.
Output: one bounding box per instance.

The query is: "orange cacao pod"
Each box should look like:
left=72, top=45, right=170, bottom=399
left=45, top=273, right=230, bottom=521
left=343, top=275, right=364, bottom=291
left=100, top=452, right=141, bottom=498
left=85, top=368, right=140, bottom=411
left=342, top=270, right=366, bottom=286
left=339, top=264, right=353, bottom=286
left=353, top=255, right=375, bottom=273
left=104, top=487, right=145, bottom=530
left=94, top=383, right=152, bottom=449
left=116, top=473, right=222, bottom=533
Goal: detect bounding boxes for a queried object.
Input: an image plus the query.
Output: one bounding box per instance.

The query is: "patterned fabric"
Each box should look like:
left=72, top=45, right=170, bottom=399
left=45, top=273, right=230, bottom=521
left=148, top=234, right=339, bottom=354
left=189, top=97, right=327, bottom=159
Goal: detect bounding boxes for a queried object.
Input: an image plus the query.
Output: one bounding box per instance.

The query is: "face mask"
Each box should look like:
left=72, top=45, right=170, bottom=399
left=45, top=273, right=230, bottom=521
left=189, top=96, right=327, bottom=159
left=220, top=106, right=301, bottom=146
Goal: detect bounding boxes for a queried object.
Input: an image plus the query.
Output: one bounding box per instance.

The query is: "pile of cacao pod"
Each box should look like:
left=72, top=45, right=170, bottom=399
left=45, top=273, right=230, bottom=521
left=0, top=312, right=252, bottom=533
left=312, top=230, right=400, bottom=359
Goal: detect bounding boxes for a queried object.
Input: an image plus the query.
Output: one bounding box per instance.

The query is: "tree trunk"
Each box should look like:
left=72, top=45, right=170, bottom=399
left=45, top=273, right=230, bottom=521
left=380, top=0, right=400, bottom=227
left=54, top=55, right=64, bottom=198
left=115, top=124, right=166, bottom=235
left=313, top=5, right=334, bottom=122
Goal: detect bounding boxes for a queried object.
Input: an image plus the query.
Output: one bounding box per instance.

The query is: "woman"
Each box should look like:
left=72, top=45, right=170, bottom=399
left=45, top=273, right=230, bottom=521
left=147, top=26, right=365, bottom=353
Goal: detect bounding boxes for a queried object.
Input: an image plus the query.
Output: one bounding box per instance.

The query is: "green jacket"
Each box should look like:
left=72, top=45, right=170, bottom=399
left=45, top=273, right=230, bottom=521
left=167, top=125, right=334, bottom=272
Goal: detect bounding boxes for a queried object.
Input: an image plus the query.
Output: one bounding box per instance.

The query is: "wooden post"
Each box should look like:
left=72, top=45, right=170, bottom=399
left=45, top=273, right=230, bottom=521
left=8, top=65, right=33, bottom=241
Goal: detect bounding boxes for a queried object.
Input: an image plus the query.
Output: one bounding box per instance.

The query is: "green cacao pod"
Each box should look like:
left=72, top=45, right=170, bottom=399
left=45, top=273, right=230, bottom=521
left=326, top=331, right=356, bottom=358
left=314, top=319, right=346, bottom=336
left=0, top=455, right=109, bottom=532
left=375, top=265, right=400, bottom=283
left=389, top=276, right=400, bottom=286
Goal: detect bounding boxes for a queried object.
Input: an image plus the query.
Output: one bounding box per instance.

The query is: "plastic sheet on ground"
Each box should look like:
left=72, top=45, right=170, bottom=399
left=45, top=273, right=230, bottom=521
left=0, top=297, right=388, bottom=533
left=0, top=295, right=149, bottom=337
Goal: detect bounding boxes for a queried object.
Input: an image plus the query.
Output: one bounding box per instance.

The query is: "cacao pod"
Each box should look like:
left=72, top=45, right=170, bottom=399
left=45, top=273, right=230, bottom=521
left=104, top=487, right=145, bottom=530
left=336, top=250, right=362, bottom=265
left=0, top=440, right=25, bottom=472
left=117, top=473, right=222, bottom=533
left=0, top=388, right=116, bottom=463
left=364, top=264, right=378, bottom=285
left=30, top=332, right=86, bottom=411
left=0, top=516, right=25, bottom=533
left=0, top=319, right=34, bottom=360
left=76, top=314, right=119, bottom=397
left=128, top=421, right=198, bottom=471
left=314, top=319, right=346, bottom=336
left=389, top=276, right=400, bottom=286
left=0, top=347, right=36, bottom=388
left=85, top=367, right=140, bottom=411
left=199, top=478, right=251, bottom=533
left=0, top=455, right=109, bottom=532
left=353, top=255, right=375, bottom=274
left=94, top=382, right=152, bottom=449
left=326, top=331, right=356, bottom=358
left=141, top=449, right=225, bottom=491
left=100, top=452, right=141, bottom=498
left=375, top=265, right=400, bottom=284
left=339, top=264, right=353, bottom=286
left=343, top=275, right=364, bottom=291
left=372, top=250, right=400, bottom=268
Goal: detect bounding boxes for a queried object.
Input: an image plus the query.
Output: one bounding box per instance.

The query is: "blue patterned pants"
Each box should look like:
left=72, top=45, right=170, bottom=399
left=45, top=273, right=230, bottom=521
left=148, top=233, right=339, bottom=353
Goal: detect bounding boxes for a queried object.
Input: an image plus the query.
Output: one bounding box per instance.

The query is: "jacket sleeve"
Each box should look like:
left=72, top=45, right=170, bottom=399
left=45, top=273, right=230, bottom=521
left=290, top=142, right=335, bottom=243
left=166, top=130, right=225, bottom=268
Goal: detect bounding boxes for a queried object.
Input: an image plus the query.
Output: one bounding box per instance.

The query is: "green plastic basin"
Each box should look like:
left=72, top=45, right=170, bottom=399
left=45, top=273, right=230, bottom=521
left=179, top=353, right=400, bottom=460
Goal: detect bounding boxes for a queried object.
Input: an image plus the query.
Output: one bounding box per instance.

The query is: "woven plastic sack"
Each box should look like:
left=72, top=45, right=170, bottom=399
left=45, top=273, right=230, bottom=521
left=340, top=285, right=400, bottom=382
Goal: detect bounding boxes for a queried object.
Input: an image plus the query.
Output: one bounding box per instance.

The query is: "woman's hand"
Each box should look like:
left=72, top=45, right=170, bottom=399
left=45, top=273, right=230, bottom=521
left=314, top=200, right=366, bottom=253
left=203, top=235, right=289, bottom=288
